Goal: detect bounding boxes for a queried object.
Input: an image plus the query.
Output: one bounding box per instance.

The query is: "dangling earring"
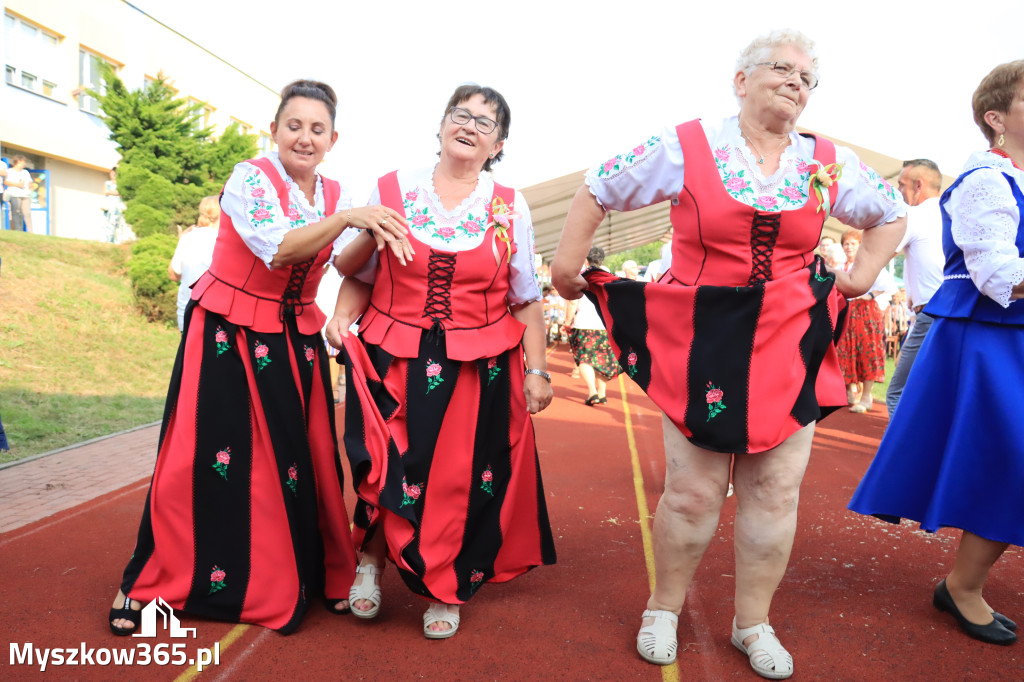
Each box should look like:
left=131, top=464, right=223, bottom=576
left=998, top=133, right=1005, bottom=147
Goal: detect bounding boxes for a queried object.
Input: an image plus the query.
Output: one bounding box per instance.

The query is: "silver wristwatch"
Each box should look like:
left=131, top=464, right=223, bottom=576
left=525, top=368, right=551, bottom=382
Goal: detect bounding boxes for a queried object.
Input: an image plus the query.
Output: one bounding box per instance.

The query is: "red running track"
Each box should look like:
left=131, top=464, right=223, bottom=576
left=1, top=348, right=1021, bottom=680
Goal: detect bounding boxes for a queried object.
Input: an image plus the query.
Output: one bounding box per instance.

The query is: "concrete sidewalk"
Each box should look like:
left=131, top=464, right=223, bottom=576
left=0, top=424, right=160, bottom=534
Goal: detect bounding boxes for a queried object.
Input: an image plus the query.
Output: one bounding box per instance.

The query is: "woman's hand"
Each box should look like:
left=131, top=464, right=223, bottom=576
left=523, top=373, right=553, bottom=414
left=324, top=313, right=355, bottom=349
left=348, top=206, right=415, bottom=266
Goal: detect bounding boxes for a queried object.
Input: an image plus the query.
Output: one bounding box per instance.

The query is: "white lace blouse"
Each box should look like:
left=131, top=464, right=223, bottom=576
left=219, top=151, right=354, bottom=268
left=585, top=117, right=906, bottom=229
left=345, top=167, right=542, bottom=305
left=944, top=151, right=1024, bottom=308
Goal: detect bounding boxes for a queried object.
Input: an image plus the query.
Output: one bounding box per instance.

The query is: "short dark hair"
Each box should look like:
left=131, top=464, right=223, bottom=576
left=972, top=61, right=1024, bottom=145
left=586, top=246, right=605, bottom=266
left=274, top=80, right=338, bottom=130
left=440, top=84, right=511, bottom=171
left=902, top=159, right=942, bottom=191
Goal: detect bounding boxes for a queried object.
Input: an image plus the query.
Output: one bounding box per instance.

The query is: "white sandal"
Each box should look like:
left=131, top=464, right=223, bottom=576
left=731, top=618, right=794, bottom=679
left=423, top=603, right=460, bottom=639
left=636, top=609, right=679, bottom=665
left=348, top=564, right=382, bottom=619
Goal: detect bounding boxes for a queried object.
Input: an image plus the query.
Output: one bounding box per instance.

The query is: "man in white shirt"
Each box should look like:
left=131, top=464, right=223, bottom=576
left=886, top=159, right=946, bottom=417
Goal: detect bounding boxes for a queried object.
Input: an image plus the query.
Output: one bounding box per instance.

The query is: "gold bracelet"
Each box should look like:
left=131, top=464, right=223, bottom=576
left=346, top=208, right=352, bottom=227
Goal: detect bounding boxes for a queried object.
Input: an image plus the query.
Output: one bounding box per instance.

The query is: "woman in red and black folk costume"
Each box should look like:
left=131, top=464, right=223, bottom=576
left=553, top=31, right=906, bottom=677
left=108, top=80, right=411, bottom=636
left=325, top=84, right=556, bottom=639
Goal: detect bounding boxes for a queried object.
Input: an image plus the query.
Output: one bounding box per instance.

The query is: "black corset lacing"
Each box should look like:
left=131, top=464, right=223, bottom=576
left=279, top=257, right=316, bottom=322
left=748, top=213, right=782, bottom=285
left=423, top=251, right=456, bottom=345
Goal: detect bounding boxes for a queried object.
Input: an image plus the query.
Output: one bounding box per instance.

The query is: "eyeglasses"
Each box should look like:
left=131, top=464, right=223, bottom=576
left=449, top=107, right=499, bottom=135
left=755, top=61, right=819, bottom=90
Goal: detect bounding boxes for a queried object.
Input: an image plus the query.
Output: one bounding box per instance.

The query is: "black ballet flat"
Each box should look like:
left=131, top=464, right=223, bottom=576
left=595, top=396, right=608, bottom=404
left=584, top=395, right=600, bottom=406
left=933, top=580, right=1017, bottom=645
left=109, top=595, right=141, bottom=636
left=993, top=612, right=1018, bottom=631
left=325, top=598, right=351, bottom=615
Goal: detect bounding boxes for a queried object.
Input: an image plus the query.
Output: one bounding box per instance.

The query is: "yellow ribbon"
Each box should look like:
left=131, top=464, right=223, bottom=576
left=489, top=197, right=517, bottom=263
left=810, top=161, right=844, bottom=219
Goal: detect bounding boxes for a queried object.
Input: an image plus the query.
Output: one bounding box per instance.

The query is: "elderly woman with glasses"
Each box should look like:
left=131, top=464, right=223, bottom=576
left=552, top=30, right=906, bottom=677
left=325, top=84, right=556, bottom=640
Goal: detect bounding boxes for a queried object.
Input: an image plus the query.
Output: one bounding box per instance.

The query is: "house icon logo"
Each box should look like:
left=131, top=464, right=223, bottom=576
left=133, top=597, right=197, bottom=638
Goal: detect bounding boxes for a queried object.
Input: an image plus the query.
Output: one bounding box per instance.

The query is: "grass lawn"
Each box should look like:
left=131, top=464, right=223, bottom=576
left=0, top=231, right=180, bottom=463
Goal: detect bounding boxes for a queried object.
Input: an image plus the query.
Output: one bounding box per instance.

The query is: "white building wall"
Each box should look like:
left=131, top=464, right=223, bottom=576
left=2, top=0, right=279, bottom=241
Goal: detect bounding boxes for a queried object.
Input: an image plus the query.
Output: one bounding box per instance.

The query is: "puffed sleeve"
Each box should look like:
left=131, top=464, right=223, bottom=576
left=219, top=160, right=297, bottom=267
left=945, top=168, right=1024, bottom=307
left=584, top=125, right=685, bottom=212
left=830, top=146, right=907, bottom=229
left=507, top=191, right=542, bottom=305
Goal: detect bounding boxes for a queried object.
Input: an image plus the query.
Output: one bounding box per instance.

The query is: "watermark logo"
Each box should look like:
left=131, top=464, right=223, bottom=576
left=134, top=597, right=196, bottom=638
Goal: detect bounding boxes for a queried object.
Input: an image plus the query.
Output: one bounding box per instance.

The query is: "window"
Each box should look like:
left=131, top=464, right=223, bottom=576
left=258, top=132, right=273, bottom=155
left=4, top=13, right=62, bottom=97
left=187, top=98, right=214, bottom=131
left=79, top=48, right=117, bottom=114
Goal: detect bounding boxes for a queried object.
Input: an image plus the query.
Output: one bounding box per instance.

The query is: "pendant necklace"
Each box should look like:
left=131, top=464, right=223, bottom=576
left=740, top=124, right=791, bottom=164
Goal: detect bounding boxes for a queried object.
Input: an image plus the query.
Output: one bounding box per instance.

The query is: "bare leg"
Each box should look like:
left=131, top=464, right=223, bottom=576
left=643, top=414, right=732, bottom=624
left=732, top=423, right=814, bottom=644
left=579, top=363, right=599, bottom=399
left=860, top=380, right=875, bottom=408
left=596, top=376, right=607, bottom=400
left=945, top=531, right=1009, bottom=624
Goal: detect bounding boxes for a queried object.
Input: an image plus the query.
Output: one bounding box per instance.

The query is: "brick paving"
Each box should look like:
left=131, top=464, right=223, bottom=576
left=0, top=423, right=160, bottom=534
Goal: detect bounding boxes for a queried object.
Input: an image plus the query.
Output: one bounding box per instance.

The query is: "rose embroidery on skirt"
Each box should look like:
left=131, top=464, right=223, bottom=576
left=426, top=359, right=444, bottom=394
left=486, top=357, right=501, bottom=385
left=705, top=382, right=727, bottom=422
left=481, top=466, right=494, bottom=495
left=212, top=447, right=231, bottom=480
left=209, top=565, right=227, bottom=594
left=401, top=477, right=424, bottom=507
left=286, top=463, right=298, bottom=495
left=215, top=326, right=231, bottom=356
left=626, top=351, right=638, bottom=378
left=303, top=345, right=315, bottom=369
left=469, top=570, right=485, bottom=593
left=253, top=341, right=272, bottom=373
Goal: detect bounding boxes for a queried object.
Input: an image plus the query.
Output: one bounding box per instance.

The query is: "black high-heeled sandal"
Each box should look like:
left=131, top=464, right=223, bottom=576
left=109, top=595, right=142, bottom=636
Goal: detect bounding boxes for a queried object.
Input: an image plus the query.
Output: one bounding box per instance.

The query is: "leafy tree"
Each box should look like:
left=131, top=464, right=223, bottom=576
left=93, top=69, right=258, bottom=324
left=605, top=241, right=667, bottom=275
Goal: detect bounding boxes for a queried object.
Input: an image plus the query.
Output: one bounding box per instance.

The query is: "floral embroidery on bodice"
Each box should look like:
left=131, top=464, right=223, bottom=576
left=712, top=142, right=813, bottom=212
left=400, top=174, right=500, bottom=250
left=239, top=159, right=326, bottom=232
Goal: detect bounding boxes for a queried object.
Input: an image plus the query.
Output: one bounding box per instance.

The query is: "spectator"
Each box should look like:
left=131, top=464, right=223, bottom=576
left=168, top=196, right=220, bottom=331
left=5, top=155, right=32, bottom=232
left=566, top=246, right=621, bottom=406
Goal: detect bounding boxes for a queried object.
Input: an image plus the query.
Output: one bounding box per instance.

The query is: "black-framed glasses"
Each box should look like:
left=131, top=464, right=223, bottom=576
left=449, top=107, right=499, bottom=135
left=755, top=61, right=819, bottom=90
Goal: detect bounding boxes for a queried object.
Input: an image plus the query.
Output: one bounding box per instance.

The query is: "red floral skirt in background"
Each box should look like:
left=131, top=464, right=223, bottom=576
left=568, top=328, right=623, bottom=381
left=837, top=298, right=886, bottom=384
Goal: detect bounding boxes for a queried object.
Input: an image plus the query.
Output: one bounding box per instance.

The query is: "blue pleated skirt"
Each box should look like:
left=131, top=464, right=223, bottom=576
left=848, top=316, right=1024, bottom=547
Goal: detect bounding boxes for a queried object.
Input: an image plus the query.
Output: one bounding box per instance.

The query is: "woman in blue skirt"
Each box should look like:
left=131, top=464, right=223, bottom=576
left=849, top=60, right=1024, bottom=646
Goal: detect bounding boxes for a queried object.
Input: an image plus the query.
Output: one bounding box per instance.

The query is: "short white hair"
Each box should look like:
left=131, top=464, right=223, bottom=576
left=733, top=29, right=819, bottom=101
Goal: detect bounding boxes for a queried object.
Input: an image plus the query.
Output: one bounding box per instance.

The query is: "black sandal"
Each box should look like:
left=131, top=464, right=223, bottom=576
left=109, top=595, right=141, bottom=636
left=325, top=598, right=351, bottom=615
left=584, top=394, right=599, bottom=406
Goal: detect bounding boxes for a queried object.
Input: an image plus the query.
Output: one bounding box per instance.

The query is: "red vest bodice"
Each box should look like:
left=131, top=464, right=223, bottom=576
left=667, top=119, right=839, bottom=287
left=190, top=157, right=342, bottom=334
left=357, top=171, right=525, bottom=360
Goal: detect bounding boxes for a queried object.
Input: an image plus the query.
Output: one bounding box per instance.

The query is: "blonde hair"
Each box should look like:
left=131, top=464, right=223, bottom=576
left=734, top=29, right=819, bottom=101
left=197, top=196, right=221, bottom=227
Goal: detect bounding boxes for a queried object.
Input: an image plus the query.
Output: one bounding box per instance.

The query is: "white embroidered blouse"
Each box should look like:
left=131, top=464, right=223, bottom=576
left=944, top=151, right=1024, bottom=308
left=219, top=151, right=354, bottom=268
left=585, top=117, right=906, bottom=230
left=345, top=167, right=542, bottom=305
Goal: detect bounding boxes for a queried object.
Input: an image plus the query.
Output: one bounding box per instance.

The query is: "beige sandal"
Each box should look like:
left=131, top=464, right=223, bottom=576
left=348, top=564, right=382, bottom=619
left=423, top=603, right=460, bottom=639
left=731, top=618, right=793, bottom=679
left=636, top=609, right=679, bottom=665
